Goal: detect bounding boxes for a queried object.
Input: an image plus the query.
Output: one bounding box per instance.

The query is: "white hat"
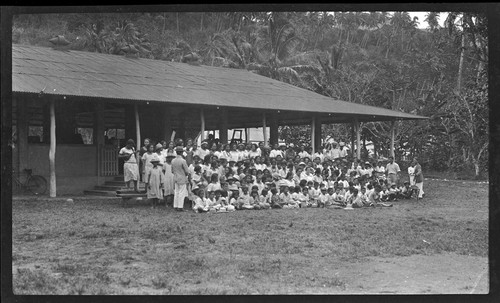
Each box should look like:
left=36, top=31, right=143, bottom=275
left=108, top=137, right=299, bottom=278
left=150, top=154, right=162, bottom=164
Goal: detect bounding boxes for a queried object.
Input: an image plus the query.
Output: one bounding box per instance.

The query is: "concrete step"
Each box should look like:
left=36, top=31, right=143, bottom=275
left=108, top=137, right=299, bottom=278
left=94, top=185, right=126, bottom=191
left=83, top=190, right=119, bottom=197
left=113, top=175, right=124, bottom=181
left=104, top=180, right=128, bottom=186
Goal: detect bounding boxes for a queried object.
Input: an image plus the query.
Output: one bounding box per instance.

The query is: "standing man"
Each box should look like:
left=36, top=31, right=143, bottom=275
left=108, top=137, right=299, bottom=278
left=171, top=146, right=190, bottom=211
left=119, top=139, right=140, bottom=192
left=412, top=158, right=424, bottom=199
left=385, top=156, right=401, bottom=186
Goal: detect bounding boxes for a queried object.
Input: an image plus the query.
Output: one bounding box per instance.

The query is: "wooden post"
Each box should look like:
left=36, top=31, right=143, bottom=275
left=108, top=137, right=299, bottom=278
left=49, top=99, right=56, bottom=197
left=245, top=128, right=248, bottom=143
left=95, top=103, right=104, bottom=183
left=390, top=120, right=395, bottom=158
left=269, top=113, right=279, bottom=146
left=200, top=108, right=205, bottom=142
left=355, top=118, right=361, bottom=160
left=134, top=104, right=141, bottom=151
left=351, top=121, right=355, bottom=158
left=220, top=108, right=228, bottom=144
left=311, top=116, right=316, bottom=155
left=262, top=113, right=268, bottom=147
left=314, top=115, right=322, bottom=152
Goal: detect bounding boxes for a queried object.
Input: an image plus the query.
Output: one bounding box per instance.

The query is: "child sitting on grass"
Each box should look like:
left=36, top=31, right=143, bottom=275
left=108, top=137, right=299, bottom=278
left=259, top=189, right=271, bottom=209
left=297, top=186, right=310, bottom=208
left=237, top=186, right=254, bottom=210
left=368, top=186, right=393, bottom=207
left=250, top=187, right=262, bottom=210
left=147, top=155, right=164, bottom=209
left=318, top=187, right=328, bottom=208
left=193, top=189, right=209, bottom=213
left=270, top=188, right=282, bottom=209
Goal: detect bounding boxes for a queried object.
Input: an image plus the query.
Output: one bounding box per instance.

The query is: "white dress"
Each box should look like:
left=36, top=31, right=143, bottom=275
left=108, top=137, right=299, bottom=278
left=408, top=166, right=415, bottom=185
left=163, top=162, right=175, bottom=196
left=147, top=167, right=165, bottom=199
left=120, top=147, right=139, bottom=183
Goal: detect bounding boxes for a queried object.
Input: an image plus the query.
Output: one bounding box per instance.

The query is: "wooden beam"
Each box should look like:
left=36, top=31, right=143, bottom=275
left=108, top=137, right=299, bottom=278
left=220, top=108, right=228, bottom=145
left=390, top=120, right=395, bottom=158
left=355, top=118, right=361, bottom=160
left=49, top=99, right=56, bottom=197
left=314, top=115, right=322, bottom=151
left=269, top=113, right=279, bottom=146
left=95, top=103, right=104, bottom=183
left=134, top=104, right=141, bottom=151
left=200, top=108, right=205, bottom=141
left=262, top=113, right=267, bottom=147
left=311, top=116, right=316, bottom=155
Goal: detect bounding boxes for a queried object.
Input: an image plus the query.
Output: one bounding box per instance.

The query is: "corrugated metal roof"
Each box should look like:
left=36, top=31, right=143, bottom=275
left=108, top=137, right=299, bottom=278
left=12, top=45, right=426, bottom=120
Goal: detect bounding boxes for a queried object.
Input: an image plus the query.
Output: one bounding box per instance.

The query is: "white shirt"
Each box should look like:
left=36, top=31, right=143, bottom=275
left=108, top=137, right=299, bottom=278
left=269, top=149, right=283, bottom=158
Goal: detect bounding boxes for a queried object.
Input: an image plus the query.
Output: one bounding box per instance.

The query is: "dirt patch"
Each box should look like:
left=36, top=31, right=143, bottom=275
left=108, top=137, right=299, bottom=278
left=334, top=253, right=488, bottom=294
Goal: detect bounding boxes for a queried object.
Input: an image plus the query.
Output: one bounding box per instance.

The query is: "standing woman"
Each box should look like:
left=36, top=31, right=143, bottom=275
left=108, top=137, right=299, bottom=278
left=119, top=139, right=140, bottom=192
left=139, top=138, right=151, bottom=182
left=412, top=158, right=424, bottom=199
left=171, top=146, right=190, bottom=211
left=163, top=151, right=176, bottom=206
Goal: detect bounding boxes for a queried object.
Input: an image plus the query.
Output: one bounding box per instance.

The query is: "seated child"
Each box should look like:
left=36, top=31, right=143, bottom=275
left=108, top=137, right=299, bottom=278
left=318, top=187, right=329, bottom=208
left=237, top=186, right=254, bottom=210
left=259, top=189, right=271, bottom=209
left=250, top=189, right=262, bottom=210
left=332, top=187, right=346, bottom=206
left=310, top=182, right=321, bottom=205
left=270, top=188, right=282, bottom=209
left=192, top=189, right=209, bottom=213
left=297, top=187, right=310, bottom=208
left=280, top=186, right=298, bottom=209
left=399, top=181, right=413, bottom=199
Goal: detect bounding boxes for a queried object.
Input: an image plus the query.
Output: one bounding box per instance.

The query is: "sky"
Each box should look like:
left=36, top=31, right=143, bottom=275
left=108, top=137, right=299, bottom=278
left=407, top=11, right=446, bottom=29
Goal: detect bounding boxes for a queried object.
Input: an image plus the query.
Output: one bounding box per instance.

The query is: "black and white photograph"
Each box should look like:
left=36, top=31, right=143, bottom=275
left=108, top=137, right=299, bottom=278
left=2, top=4, right=495, bottom=296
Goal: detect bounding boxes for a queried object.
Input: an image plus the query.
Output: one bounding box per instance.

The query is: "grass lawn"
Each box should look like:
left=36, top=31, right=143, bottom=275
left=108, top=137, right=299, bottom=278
left=11, top=179, right=489, bottom=294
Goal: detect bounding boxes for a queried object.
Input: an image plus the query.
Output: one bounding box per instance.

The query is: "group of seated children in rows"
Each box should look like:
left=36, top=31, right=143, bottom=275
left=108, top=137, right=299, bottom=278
left=141, top=138, right=418, bottom=211
left=190, top=172, right=417, bottom=213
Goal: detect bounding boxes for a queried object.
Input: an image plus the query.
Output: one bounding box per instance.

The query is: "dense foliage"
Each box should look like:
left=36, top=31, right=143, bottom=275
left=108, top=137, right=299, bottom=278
left=12, top=11, right=488, bottom=178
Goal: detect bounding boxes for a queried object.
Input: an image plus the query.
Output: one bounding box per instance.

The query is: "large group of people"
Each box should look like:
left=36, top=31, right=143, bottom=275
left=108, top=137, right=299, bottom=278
left=118, top=137, right=424, bottom=212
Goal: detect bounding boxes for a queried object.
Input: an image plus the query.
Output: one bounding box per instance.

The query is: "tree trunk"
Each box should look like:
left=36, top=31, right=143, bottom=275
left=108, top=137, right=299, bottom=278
left=49, top=100, right=56, bottom=197
left=457, top=32, right=465, bottom=93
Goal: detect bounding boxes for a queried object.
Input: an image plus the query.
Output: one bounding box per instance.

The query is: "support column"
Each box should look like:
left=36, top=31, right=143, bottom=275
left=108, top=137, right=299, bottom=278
left=49, top=99, right=56, bottom=197
left=355, top=118, right=361, bottom=160
left=311, top=116, right=316, bottom=155
left=220, top=108, right=228, bottom=144
left=134, top=103, right=141, bottom=151
left=17, top=97, right=29, bottom=177
left=262, top=113, right=268, bottom=147
left=269, top=113, right=279, bottom=146
left=244, top=128, right=248, bottom=143
left=314, top=115, right=322, bottom=152
left=200, top=108, right=205, bottom=142
left=95, top=103, right=105, bottom=181
left=351, top=121, right=355, bottom=159
left=390, top=120, right=396, bottom=158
